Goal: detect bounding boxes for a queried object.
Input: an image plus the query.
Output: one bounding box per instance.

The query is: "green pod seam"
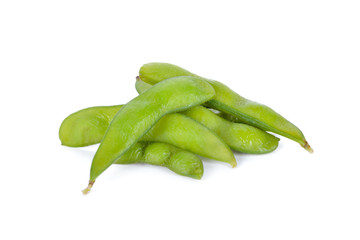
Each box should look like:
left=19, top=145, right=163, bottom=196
left=83, top=76, right=216, bottom=194
left=138, top=62, right=313, bottom=153
left=135, top=78, right=280, bottom=154
left=114, top=142, right=203, bottom=179
left=216, top=111, right=245, bottom=123
left=60, top=105, right=236, bottom=166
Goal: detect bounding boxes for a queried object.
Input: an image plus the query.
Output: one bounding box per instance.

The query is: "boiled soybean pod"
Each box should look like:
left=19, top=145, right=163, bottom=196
left=142, top=113, right=236, bottom=163
left=115, top=142, right=204, bottom=179
left=183, top=106, right=279, bottom=154
left=135, top=78, right=280, bottom=154
left=83, top=76, right=216, bottom=194
left=139, top=63, right=313, bottom=153
left=59, top=105, right=122, bottom=147
left=60, top=105, right=236, bottom=165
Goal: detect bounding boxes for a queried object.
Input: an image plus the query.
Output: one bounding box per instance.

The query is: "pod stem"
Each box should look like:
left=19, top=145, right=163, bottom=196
left=82, top=180, right=95, bottom=195
left=302, top=141, right=314, bottom=153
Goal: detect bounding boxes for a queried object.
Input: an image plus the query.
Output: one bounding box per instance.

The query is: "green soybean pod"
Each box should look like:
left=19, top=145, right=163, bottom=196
left=59, top=105, right=122, bottom=147
left=115, top=142, right=204, bottom=179
left=139, top=63, right=313, bottom=153
left=135, top=78, right=280, bottom=154
left=83, top=76, right=216, bottom=194
left=142, top=113, right=236, bottom=163
left=59, top=105, right=235, bottom=166
left=182, top=106, right=279, bottom=154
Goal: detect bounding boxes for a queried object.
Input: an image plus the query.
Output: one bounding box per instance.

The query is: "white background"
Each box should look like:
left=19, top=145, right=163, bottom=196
left=1, top=1, right=359, bottom=239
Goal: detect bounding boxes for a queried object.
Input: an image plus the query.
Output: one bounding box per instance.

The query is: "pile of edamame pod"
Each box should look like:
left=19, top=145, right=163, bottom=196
left=59, top=63, right=313, bottom=194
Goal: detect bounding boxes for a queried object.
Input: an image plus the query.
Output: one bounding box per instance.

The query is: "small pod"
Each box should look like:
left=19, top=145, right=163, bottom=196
left=115, top=142, right=204, bottom=180
left=139, top=62, right=313, bottom=153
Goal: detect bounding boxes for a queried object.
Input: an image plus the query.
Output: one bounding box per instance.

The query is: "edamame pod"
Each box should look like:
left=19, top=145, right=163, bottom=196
left=139, top=63, right=313, bottom=153
left=59, top=105, right=122, bottom=147
left=115, top=142, right=203, bottom=179
left=135, top=78, right=280, bottom=154
left=60, top=105, right=236, bottom=165
left=142, top=113, right=236, bottom=163
left=83, top=76, right=217, bottom=194
left=182, top=106, right=279, bottom=154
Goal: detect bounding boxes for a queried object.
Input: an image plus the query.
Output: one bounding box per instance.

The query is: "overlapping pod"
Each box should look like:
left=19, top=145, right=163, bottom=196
left=83, top=76, right=228, bottom=194
left=58, top=106, right=204, bottom=179
left=135, top=78, right=280, bottom=154
left=115, top=142, right=204, bottom=179
left=59, top=105, right=236, bottom=166
left=182, top=106, right=279, bottom=154
left=59, top=79, right=280, bottom=155
left=139, top=63, right=313, bottom=153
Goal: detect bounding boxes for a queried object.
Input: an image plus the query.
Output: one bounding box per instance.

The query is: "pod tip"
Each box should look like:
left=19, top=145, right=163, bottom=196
left=82, top=180, right=95, bottom=195
left=231, top=161, right=237, bottom=168
left=303, top=141, right=314, bottom=153
left=191, top=175, right=202, bottom=180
